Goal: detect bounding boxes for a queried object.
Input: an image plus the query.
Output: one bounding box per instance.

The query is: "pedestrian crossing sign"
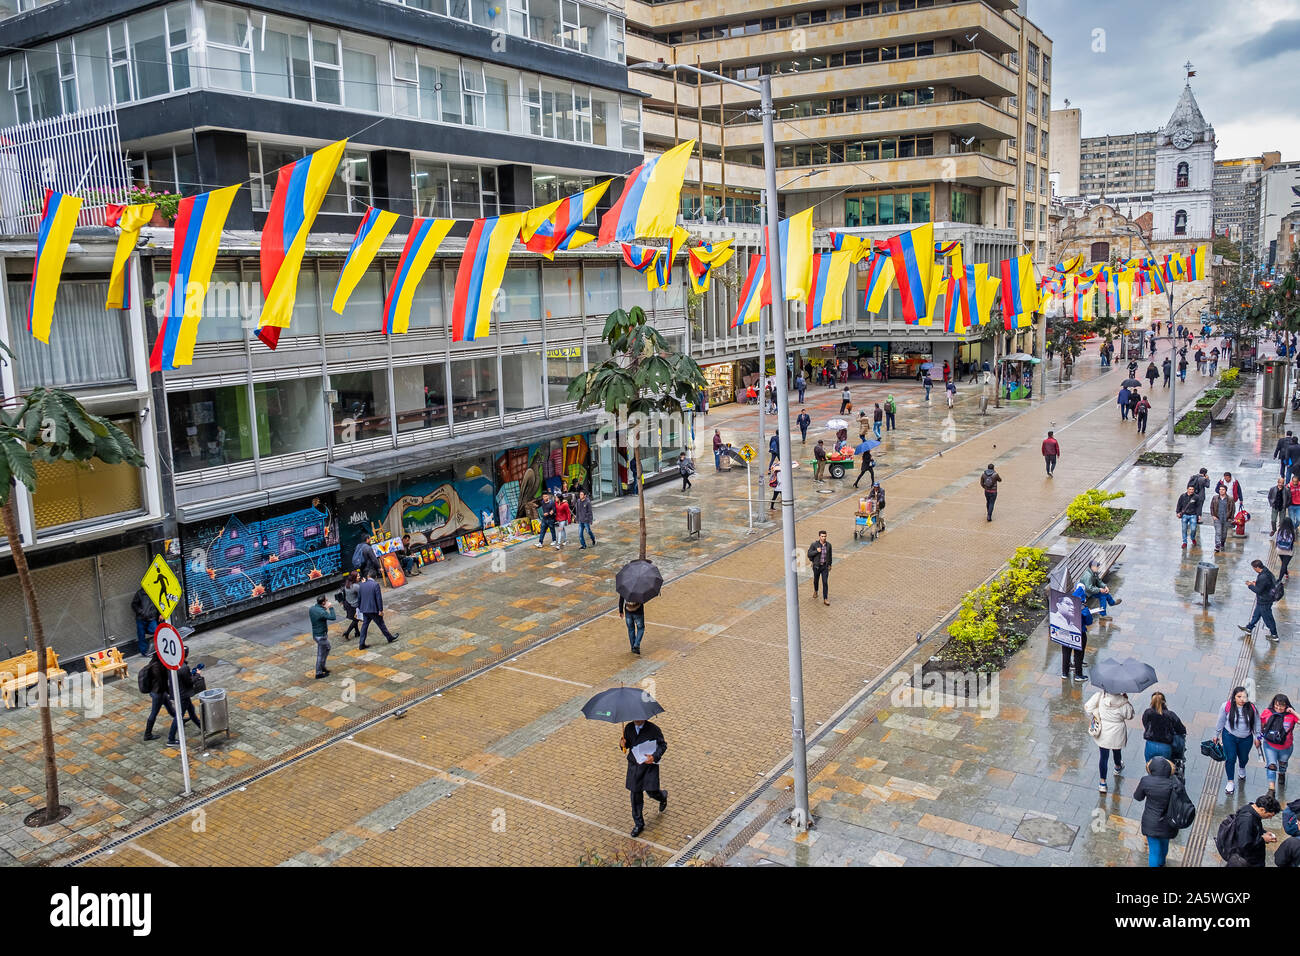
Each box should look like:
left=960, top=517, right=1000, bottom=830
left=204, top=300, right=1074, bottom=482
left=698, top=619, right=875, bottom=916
left=141, top=554, right=181, bottom=619
left=739, top=443, right=757, bottom=463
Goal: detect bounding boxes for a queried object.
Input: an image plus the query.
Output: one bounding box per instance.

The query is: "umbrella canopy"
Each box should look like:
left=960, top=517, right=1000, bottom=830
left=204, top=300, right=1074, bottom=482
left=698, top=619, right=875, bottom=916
left=919, top=361, right=934, bottom=370
left=1121, top=378, right=1142, bottom=388
left=615, top=559, right=663, bottom=605
left=582, top=687, right=664, bottom=723
left=826, top=418, right=849, bottom=431
left=1003, top=353, right=1040, bottom=363
left=853, top=440, right=881, bottom=454
left=1090, top=657, right=1158, bottom=695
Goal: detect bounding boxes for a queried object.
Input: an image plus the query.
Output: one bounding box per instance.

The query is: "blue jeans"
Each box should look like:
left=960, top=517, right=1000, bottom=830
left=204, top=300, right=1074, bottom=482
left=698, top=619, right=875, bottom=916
left=924, top=384, right=931, bottom=400
left=136, top=618, right=152, bottom=657
left=1147, top=837, right=1169, bottom=867
left=1120, top=403, right=1129, bottom=420
left=873, top=422, right=882, bottom=440
left=537, top=520, right=556, bottom=545
left=1144, top=740, right=1173, bottom=762
left=1096, top=591, right=1119, bottom=616
left=625, top=610, right=645, bottom=650
left=1288, top=504, right=1300, bottom=527
left=1264, top=741, right=1293, bottom=785
left=579, top=522, right=595, bottom=547
left=714, top=448, right=721, bottom=470
left=1247, top=600, right=1278, bottom=637
left=1223, top=734, right=1253, bottom=779
left=1180, top=514, right=1198, bottom=544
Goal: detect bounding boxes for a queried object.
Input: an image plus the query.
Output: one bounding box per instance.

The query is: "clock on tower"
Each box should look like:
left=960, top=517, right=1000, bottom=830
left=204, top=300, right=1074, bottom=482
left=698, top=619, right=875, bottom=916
left=1172, top=128, right=1194, bottom=150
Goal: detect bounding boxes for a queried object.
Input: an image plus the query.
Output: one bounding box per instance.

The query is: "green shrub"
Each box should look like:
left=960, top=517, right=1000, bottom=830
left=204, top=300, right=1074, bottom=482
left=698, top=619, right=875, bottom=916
left=1066, top=489, right=1128, bottom=531
left=948, top=547, right=1048, bottom=646
left=1218, top=368, right=1240, bottom=388
left=1175, top=409, right=1210, bottom=434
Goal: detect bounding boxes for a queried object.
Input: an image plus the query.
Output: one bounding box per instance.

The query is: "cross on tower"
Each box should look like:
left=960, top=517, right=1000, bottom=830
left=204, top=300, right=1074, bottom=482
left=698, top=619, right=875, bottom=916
left=1184, top=61, right=1195, bottom=80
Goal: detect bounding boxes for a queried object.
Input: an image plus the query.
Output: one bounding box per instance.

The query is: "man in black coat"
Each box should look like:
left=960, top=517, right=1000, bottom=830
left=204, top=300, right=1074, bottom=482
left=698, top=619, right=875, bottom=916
left=1225, top=795, right=1280, bottom=866
left=1240, top=560, right=1281, bottom=642
left=1132, top=756, right=1178, bottom=867
left=807, top=530, right=832, bottom=605
left=1275, top=431, right=1295, bottom=478
left=621, top=719, right=667, bottom=837
left=356, top=571, right=398, bottom=649
left=142, top=652, right=176, bottom=743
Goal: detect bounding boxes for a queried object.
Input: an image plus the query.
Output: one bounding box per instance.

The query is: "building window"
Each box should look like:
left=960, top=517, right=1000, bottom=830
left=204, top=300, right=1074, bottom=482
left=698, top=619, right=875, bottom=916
left=501, top=350, right=545, bottom=415
left=204, top=2, right=253, bottom=93
left=1023, top=201, right=1035, bottom=230
left=392, top=362, right=449, bottom=433
left=1176, top=161, right=1189, bottom=188
left=1026, top=124, right=1037, bottom=153
left=331, top=369, right=390, bottom=443
left=450, top=356, right=500, bottom=424
left=254, top=377, right=327, bottom=457
left=950, top=190, right=978, bottom=224
left=1174, top=210, right=1187, bottom=235
left=1026, top=85, right=1037, bottom=114
left=1027, top=42, right=1039, bottom=75
left=32, top=417, right=144, bottom=529
left=1007, top=198, right=1015, bottom=228
left=168, top=385, right=255, bottom=473
left=6, top=280, right=132, bottom=390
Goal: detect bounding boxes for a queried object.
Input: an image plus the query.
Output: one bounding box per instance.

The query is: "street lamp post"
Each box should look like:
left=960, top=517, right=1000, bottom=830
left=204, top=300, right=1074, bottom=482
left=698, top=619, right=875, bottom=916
left=630, top=61, right=811, bottom=830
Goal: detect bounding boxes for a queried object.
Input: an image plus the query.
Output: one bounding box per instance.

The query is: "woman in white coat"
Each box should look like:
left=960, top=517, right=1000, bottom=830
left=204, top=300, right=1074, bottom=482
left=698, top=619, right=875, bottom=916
left=1085, top=689, right=1135, bottom=793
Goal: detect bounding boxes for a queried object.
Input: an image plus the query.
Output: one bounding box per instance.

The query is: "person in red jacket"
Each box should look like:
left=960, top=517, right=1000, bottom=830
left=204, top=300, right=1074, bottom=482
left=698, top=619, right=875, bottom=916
left=1041, top=430, right=1061, bottom=478
left=553, top=495, right=572, bottom=551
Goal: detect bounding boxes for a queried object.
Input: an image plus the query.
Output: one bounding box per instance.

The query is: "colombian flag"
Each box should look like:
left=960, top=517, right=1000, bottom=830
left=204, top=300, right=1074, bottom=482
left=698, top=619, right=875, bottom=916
left=777, top=207, right=814, bottom=302
left=258, top=139, right=348, bottom=349
left=598, top=140, right=695, bottom=246
left=28, top=189, right=82, bottom=343
left=451, top=213, right=523, bottom=342
left=687, top=239, right=734, bottom=294
left=652, top=225, right=691, bottom=289
left=105, top=203, right=155, bottom=311
left=886, top=223, right=933, bottom=324
left=965, top=263, right=1000, bottom=326
left=621, top=242, right=662, bottom=289
left=1051, top=253, right=1086, bottom=275
left=150, top=184, right=241, bottom=371
left=863, top=249, right=895, bottom=315
left=731, top=254, right=770, bottom=328
left=1185, top=244, right=1208, bottom=281
left=999, top=253, right=1039, bottom=329
left=806, top=249, right=853, bottom=331
left=382, top=217, right=453, bottom=334
left=332, top=206, right=399, bottom=313
left=522, top=181, right=610, bottom=259
left=829, top=231, right=872, bottom=264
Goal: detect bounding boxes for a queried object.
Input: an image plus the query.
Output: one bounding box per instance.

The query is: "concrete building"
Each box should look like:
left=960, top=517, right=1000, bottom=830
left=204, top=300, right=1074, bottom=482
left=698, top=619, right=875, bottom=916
left=1049, top=105, right=1080, bottom=197
left=1078, top=131, right=1157, bottom=205
left=1259, top=161, right=1300, bottom=269
left=1152, top=82, right=1214, bottom=242
left=1213, top=153, right=1277, bottom=255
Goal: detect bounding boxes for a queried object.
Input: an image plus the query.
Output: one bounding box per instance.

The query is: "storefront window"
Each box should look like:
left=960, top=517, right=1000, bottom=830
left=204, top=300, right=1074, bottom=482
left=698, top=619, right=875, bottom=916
left=450, top=356, right=499, bottom=423
left=392, top=361, right=448, bottom=432
left=254, top=376, right=326, bottom=457
left=331, top=369, right=390, bottom=443
left=168, top=384, right=254, bottom=473
left=501, top=350, right=544, bottom=414
left=31, top=417, right=144, bottom=529
left=194, top=268, right=246, bottom=343
left=546, top=346, right=583, bottom=407
left=702, top=362, right=736, bottom=406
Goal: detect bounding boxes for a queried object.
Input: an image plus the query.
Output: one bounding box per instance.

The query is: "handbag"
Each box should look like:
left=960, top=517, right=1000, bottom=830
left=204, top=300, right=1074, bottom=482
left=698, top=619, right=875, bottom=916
left=1087, top=714, right=1103, bottom=738
left=1200, top=738, right=1225, bottom=761
left=1171, top=732, right=1187, bottom=760
left=335, top=590, right=346, bottom=604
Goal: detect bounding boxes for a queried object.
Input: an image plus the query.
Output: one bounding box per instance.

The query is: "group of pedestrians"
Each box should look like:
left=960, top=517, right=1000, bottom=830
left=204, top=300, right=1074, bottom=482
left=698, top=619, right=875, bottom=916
left=1115, top=384, right=1152, bottom=433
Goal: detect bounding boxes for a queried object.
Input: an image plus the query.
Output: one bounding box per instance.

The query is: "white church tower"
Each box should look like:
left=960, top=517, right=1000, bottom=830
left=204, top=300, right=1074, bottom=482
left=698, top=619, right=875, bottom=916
left=1152, top=65, right=1215, bottom=242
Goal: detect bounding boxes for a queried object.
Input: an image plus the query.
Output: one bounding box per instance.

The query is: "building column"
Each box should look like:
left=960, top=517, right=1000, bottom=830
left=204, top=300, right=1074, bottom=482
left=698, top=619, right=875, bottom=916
left=496, top=164, right=534, bottom=217
left=194, top=130, right=253, bottom=230
left=370, top=150, right=415, bottom=217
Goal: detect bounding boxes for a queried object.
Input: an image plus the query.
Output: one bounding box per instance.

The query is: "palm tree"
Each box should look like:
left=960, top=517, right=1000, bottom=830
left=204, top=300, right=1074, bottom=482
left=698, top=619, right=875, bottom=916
left=0, top=365, right=144, bottom=826
left=567, top=306, right=706, bottom=560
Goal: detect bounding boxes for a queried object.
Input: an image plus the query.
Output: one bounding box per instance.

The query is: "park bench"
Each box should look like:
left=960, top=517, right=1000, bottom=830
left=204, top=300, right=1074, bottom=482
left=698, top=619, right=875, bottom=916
left=0, top=648, right=67, bottom=708
left=1212, top=402, right=1233, bottom=424
left=83, top=648, right=128, bottom=687
left=1063, top=541, right=1126, bottom=588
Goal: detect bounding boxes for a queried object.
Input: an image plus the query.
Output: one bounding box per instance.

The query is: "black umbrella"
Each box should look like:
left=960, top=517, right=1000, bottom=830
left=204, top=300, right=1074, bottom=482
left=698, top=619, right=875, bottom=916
left=1121, top=378, right=1142, bottom=388
left=616, top=559, right=663, bottom=605
left=1090, top=657, right=1158, bottom=694
left=582, top=687, right=664, bottom=723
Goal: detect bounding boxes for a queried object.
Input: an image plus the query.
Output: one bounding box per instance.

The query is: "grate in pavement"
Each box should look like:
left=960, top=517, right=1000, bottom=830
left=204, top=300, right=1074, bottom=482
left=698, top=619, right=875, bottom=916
left=1238, top=460, right=1265, bottom=469
left=1012, top=814, right=1078, bottom=851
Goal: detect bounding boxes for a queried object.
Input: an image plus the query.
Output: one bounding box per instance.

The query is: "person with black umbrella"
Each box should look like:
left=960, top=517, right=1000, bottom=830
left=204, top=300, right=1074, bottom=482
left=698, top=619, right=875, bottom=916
left=615, top=559, right=661, bottom=655
left=621, top=717, right=667, bottom=838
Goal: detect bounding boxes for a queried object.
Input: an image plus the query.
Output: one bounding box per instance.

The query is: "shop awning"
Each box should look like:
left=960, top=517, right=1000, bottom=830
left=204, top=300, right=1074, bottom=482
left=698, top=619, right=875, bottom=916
left=177, top=477, right=341, bottom=523
left=326, top=411, right=602, bottom=484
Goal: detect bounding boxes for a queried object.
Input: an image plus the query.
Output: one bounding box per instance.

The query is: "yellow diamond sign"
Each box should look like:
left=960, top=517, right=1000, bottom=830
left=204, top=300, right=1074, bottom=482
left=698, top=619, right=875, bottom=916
left=141, top=554, right=181, bottom=619
left=738, top=443, right=757, bottom=463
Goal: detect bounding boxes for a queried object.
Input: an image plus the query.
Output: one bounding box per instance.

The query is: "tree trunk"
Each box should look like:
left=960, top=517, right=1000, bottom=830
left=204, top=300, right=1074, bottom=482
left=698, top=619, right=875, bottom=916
left=2, top=493, right=62, bottom=825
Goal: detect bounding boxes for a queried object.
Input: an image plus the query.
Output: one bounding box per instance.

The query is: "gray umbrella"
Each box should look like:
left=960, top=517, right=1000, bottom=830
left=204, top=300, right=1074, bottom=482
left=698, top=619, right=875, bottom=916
left=582, top=686, right=664, bottom=723
left=1090, top=657, right=1158, bottom=694
left=616, top=559, right=663, bottom=605
left=1121, top=378, right=1142, bottom=388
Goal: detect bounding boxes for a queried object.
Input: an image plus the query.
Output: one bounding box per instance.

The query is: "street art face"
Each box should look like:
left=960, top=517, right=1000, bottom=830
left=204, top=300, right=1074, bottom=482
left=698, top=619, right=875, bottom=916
left=182, top=499, right=340, bottom=617
left=340, top=470, right=494, bottom=569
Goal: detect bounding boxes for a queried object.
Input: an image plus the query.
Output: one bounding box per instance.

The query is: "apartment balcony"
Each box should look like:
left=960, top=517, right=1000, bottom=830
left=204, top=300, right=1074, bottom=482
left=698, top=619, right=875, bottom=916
left=723, top=99, right=1018, bottom=147
left=632, top=50, right=1019, bottom=110
left=669, top=150, right=1016, bottom=192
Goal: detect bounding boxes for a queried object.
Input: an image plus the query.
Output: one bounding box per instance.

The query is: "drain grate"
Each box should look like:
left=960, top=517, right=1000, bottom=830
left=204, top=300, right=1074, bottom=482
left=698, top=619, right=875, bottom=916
left=1237, top=460, right=1265, bottom=469
left=1013, top=814, right=1078, bottom=851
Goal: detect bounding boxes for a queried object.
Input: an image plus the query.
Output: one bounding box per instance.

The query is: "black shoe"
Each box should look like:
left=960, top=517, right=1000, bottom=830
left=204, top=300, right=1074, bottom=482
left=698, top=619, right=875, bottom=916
left=358, top=644, right=368, bottom=650
left=321, top=669, right=330, bottom=676
left=658, top=791, right=668, bottom=813
left=166, top=738, right=178, bottom=746
left=630, top=823, right=644, bottom=838
left=315, top=672, right=328, bottom=679
left=387, top=633, right=399, bottom=643
left=631, top=646, right=641, bottom=655
left=143, top=733, right=157, bottom=741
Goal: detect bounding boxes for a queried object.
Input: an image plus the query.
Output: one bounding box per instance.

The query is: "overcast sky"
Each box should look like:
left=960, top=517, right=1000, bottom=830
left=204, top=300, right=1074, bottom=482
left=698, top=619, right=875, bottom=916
left=1030, top=0, right=1300, bottom=160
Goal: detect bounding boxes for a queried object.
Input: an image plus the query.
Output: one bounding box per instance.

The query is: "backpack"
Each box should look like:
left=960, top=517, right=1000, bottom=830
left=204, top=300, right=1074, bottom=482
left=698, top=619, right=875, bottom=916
left=137, top=664, right=155, bottom=696
left=1283, top=799, right=1300, bottom=839
left=1264, top=711, right=1290, bottom=746
left=980, top=471, right=997, bottom=491
left=1271, top=578, right=1287, bottom=603
left=885, top=398, right=897, bottom=414
left=1165, top=778, right=1197, bottom=831
left=1215, top=814, right=1243, bottom=861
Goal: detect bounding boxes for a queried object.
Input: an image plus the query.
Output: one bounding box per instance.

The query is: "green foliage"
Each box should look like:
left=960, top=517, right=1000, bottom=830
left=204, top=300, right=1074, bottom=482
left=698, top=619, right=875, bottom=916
left=947, top=547, right=1049, bottom=646
left=85, top=186, right=179, bottom=222
left=567, top=306, right=707, bottom=417
left=1175, top=409, right=1211, bottom=435
left=1217, top=368, right=1240, bottom=388
left=1065, top=489, right=1128, bottom=532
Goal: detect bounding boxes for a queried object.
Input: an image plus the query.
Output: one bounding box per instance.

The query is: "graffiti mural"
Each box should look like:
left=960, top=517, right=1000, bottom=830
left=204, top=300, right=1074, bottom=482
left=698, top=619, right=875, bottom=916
left=493, top=434, right=591, bottom=523
left=182, top=497, right=340, bottom=618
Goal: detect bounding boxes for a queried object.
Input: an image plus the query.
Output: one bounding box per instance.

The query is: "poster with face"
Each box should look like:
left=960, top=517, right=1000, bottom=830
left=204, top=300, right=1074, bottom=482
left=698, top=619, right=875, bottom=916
left=1049, top=587, right=1084, bottom=650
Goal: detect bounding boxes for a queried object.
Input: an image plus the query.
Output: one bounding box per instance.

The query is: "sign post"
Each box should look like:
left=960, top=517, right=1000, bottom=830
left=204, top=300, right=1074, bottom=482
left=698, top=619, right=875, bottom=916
left=737, top=443, right=757, bottom=534
left=153, top=621, right=191, bottom=797
left=141, top=554, right=181, bottom=620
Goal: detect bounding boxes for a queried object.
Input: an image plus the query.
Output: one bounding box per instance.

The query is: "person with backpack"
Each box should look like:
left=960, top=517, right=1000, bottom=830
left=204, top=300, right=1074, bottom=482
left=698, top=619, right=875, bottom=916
left=1216, top=686, right=1260, bottom=794
left=884, top=394, right=897, bottom=431
left=676, top=453, right=694, bottom=494
left=1276, top=432, right=1296, bottom=479
left=1239, top=559, right=1282, bottom=642
left=1217, top=794, right=1281, bottom=866
left=1135, top=395, right=1151, bottom=434
left=1141, top=691, right=1188, bottom=764
left=795, top=374, right=806, bottom=404
left=1133, top=757, right=1190, bottom=867
left=945, top=380, right=956, bottom=408
left=979, top=464, right=1001, bottom=521
left=1085, top=688, right=1134, bottom=793
left=1259, top=694, right=1299, bottom=790
left=1277, top=516, right=1295, bottom=581
left=922, top=370, right=933, bottom=402
left=140, top=651, right=177, bottom=743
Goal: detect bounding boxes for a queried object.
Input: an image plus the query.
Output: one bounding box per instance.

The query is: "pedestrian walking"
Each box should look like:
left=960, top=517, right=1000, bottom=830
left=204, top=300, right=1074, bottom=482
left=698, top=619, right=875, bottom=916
left=621, top=717, right=667, bottom=837
left=165, top=655, right=202, bottom=746
left=852, top=447, right=875, bottom=489
left=1260, top=694, right=1299, bottom=790
left=1176, top=483, right=1201, bottom=549
left=1275, top=432, right=1295, bottom=479
left=1189, top=467, right=1210, bottom=502
left=554, top=493, right=572, bottom=548
left=1289, top=476, right=1300, bottom=527
left=340, top=569, right=362, bottom=640
left=1270, top=476, right=1288, bottom=534
left=979, top=463, right=1001, bottom=521
left=309, top=593, right=335, bottom=679
left=945, top=380, right=956, bottom=408
left=140, top=651, right=177, bottom=742
left=1217, top=472, right=1244, bottom=511
left=1117, top=385, right=1131, bottom=420
left=768, top=431, right=780, bottom=470
left=1145, top=361, right=1159, bottom=388
left=1133, top=757, right=1181, bottom=867
left=872, top=402, right=883, bottom=440
left=884, top=394, right=897, bottom=431
left=1215, top=686, right=1259, bottom=794
left=131, top=586, right=159, bottom=657
left=351, top=537, right=382, bottom=580
left=796, top=374, right=806, bottom=404
left=1135, top=395, right=1151, bottom=434
left=1080, top=556, right=1122, bottom=617
left=1141, top=691, right=1187, bottom=764
left=1210, top=486, right=1234, bottom=553
left=807, top=530, right=832, bottom=606
left=796, top=411, right=811, bottom=444
left=1178, top=355, right=1188, bottom=382
left=1239, top=559, right=1282, bottom=642
left=534, top=491, right=558, bottom=547
left=1210, top=347, right=1220, bottom=375
left=768, top=460, right=787, bottom=510
left=1127, top=387, right=1141, bottom=421
left=1041, top=430, right=1060, bottom=477
left=1162, top=357, right=1172, bottom=388
left=1218, top=796, right=1281, bottom=865
left=356, top=571, right=398, bottom=649
left=712, top=429, right=723, bottom=471
left=618, top=594, right=645, bottom=654
left=1084, top=688, right=1134, bottom=793
left=839, top=385, right=852, bottom=415
left=813, top=440, right=827, bottom=483
left=857, top=410, right=870, bottom=443
left=922, top=371, right=933, bottom=402
left=676, top=453, right=694, bottom=493
left=1277, top=517, right=1295, bottom=580
left=575, top=489, right=596, bottom=549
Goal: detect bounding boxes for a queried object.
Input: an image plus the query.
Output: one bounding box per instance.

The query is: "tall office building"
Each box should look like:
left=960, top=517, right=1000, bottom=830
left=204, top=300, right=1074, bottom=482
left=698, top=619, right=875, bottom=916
left=1259, top=160, right=1300, bottom=268
left=1075, top=130, right=1157, bottom=215
left=1049, top=105, right=1080, bottom=197
left=1213, top=153, right=1276, bottom=256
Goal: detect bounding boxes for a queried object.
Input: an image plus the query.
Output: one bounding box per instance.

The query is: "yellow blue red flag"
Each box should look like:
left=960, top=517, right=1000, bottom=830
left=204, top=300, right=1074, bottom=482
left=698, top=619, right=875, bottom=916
left=28, top=189, right=82, bottom=343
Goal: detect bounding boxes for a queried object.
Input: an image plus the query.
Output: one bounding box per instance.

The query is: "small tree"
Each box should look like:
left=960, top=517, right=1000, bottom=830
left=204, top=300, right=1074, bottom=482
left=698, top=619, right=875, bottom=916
left=1213, top=256, right=1266, bottom=366
left=568, top=307, right=706, bottom=561
left=0, top=373, right=144, bottom=826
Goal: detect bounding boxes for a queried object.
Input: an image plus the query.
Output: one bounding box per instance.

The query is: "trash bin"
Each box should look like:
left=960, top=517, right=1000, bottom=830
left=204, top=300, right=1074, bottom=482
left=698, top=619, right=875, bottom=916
left=198, top=688, right=230, bottom=742
left=1194, top=561, right=1218, bottom=606
left=686, top=506, right=701, bottom=539
left=1263, top=359, right=1287, bottom=409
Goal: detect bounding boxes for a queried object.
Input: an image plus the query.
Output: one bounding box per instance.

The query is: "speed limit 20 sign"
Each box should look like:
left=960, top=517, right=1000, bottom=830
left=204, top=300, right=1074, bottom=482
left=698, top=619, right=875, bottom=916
left=153, top=622, right=186, bottom=671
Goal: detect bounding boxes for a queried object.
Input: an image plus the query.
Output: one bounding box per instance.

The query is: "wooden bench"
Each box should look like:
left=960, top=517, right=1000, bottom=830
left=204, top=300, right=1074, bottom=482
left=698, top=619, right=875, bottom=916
left=1212, top=403, right=1233, bottom=424
left=0, top=648, right=67, bottom=708
left=1064, top=541, right=1126, bottom=588
left=83, top=648, right=128, bottom=687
